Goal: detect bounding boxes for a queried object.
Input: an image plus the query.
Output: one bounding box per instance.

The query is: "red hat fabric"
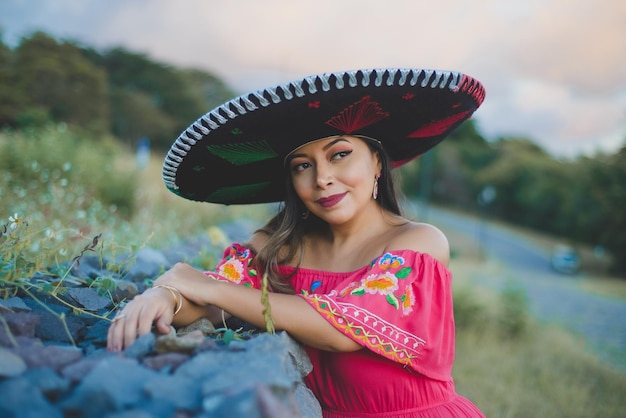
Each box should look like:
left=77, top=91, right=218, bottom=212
left=162, top=68, right=485, bottom=204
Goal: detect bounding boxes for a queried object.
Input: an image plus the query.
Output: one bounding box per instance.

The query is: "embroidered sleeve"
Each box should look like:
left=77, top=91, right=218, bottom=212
left=204, top=243, right=261, bottom=289
left=299, top=251, right=455, bottom=380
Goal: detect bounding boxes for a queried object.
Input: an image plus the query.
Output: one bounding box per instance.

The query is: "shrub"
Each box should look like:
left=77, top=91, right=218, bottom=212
left=0, top=123, right=138, bottom=220
left=498, top=280, right=529, bottom=338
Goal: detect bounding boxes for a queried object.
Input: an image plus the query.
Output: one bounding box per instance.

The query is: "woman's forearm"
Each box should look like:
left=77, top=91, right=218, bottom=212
left=206, top=279, right=360, bottom=352
left=169, top=300, right=230, bottom=328
left=152, top=263, right=360, bottom=352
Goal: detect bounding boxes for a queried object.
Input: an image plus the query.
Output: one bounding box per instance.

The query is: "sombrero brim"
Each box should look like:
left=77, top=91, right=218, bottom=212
left=162, top=68, right=485, bottom=204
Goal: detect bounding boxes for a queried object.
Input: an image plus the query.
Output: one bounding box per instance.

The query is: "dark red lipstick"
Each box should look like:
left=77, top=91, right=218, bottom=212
left=316, top=192, right=347, bottom=208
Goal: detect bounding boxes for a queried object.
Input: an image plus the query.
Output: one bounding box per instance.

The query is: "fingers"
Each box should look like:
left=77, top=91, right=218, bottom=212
left=107, top=301, right=141, bottom=351
left=107, top=290, right=174, bottom=352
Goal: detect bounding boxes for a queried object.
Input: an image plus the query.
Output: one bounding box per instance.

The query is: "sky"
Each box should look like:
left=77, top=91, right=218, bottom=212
left=1, top=0, right=625, bottom=158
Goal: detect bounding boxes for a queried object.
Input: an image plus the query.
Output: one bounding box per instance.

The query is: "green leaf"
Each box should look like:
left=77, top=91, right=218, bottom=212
left=386, top=293, right=399, bottom=309
left=351, top=288, right=365, bottom=296
left=396, top=267, right=412, bottom=279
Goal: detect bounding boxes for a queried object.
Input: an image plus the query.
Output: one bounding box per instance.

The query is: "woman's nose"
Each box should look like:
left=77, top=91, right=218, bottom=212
left=315, top=163, right=333, bottom=189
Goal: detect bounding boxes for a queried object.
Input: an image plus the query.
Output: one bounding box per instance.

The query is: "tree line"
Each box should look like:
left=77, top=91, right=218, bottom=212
left=400, top=121, right=626, bottom=276
left=0, top=31, right=234, bottom=149
left=1, top=31, right=625, bottom=276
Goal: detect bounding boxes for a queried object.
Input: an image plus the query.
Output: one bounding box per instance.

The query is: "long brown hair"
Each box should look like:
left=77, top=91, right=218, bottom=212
left=253, top=137, right=402, bottom=294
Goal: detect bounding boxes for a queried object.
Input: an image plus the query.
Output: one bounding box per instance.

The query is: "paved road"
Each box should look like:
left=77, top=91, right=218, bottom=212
left=411, top=202, right=626, bottom=373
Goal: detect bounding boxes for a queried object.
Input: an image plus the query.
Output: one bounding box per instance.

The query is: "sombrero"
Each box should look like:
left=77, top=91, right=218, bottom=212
left=162, top=68, right=485, bottom=204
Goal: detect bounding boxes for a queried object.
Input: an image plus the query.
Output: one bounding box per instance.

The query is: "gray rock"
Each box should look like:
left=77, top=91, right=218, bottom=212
left=16, top=344, right=83, bottom=371
left=0, top=311, right=40, bottom=339
left=34, top=310, right=84, bottom=343
left=0, top=296, right=31, bottom=312
left=122, top=331, right=157, bottom=360
left=144, top=373, right=202, bottom=411
left=71, top=254, right=110, bottom=280
left=123, top=247, right=171, bottom=282
left=0, top=375, right=63, bottom=418
left=155, top=329, right=206, bottom=354
left=0, top=346, right=27, bottom=377
left=68, top=287, right=113, bottom=310
left=0, top=231, right=324, bottom=418
left=110, top=279, right=139, bottom=303
left=22, top=367, right=71, bottom=401
left=61, top=356, right=105, bottom=383
left=141, top=352, right=190, bottom=372
left=61, top=356, right=161, bottom=415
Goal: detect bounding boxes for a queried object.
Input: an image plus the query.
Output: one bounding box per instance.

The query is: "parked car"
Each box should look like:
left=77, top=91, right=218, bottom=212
left=551, top=245, right=581, bottom=274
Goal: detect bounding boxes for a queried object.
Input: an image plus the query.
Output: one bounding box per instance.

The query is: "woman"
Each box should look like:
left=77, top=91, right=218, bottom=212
left=108, top=68, right=486, bottom=417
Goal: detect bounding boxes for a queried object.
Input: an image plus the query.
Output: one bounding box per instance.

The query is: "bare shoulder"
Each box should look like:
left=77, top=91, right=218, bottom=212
left=385, top=222, right=450, bottom=266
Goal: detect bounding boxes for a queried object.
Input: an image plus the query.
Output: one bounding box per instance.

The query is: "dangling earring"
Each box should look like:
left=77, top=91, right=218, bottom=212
left=373, top=173, right=381, bottom=200
left=301, top=208, right=310, bottom=220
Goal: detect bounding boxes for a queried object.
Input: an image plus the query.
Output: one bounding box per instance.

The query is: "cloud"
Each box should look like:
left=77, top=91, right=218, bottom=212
left=1, top=0, right=624, bottom=157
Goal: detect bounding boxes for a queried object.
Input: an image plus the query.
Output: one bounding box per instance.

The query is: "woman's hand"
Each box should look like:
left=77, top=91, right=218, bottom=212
left=106, top=286, right=177, bottom=351
left=107, top=263, right=216, bottom=351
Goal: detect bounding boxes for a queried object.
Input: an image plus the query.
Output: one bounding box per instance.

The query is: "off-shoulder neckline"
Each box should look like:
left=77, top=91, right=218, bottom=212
left=277, top=248, right=451, bottom=275
left=231, top=243, right=450, bottom=274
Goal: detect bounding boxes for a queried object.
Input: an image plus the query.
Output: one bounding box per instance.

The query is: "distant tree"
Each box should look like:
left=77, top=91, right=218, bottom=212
left=472, top=137, right=571, bottom=231
left=12, top=32, right=109, bottom=131
left=109, top=87, right=177, bottom=146
left=427, top=120, right=496, bottom=210
left=82, top=47, right=234, bottom=149
left=604, top=145, right=626, bottom=274
left=570, top=145, right=626, bottom=274
left=0, top=36, right=27, bottom=126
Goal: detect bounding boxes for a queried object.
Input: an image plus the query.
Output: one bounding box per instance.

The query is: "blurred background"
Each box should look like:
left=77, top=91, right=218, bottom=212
left=1, top=1, right=625, bottom=416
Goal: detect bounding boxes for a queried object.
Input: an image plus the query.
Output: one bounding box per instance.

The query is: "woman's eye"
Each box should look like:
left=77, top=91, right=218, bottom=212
left=291, top=162, right=310, bottom=172
left=332, top=150, right=352, bottom=160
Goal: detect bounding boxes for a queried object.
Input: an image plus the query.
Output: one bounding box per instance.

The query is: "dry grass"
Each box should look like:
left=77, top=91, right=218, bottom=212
left=453, top=323, right=626, bottom=418
left=446, top=227, right=626, bottom=417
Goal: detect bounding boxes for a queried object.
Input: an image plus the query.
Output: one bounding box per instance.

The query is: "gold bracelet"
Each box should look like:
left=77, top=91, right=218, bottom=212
left=153, top=284, right=183, bottom=316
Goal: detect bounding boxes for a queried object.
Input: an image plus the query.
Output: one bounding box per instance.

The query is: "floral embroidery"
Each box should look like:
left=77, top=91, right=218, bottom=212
left=218, top=258, right=245, bottom=284
left=378, top=253, right=404, bottom=270
left=340, top=253, right=415, bottom=314
left=228, top=245, right=250, bottom=261
left=304, top=296, right=426, bottom=367
left=339, top=281, right=360, bottom=297
left=362, top=273, right=398, bottom=295
left=215, top=244, right=256, bottom=284
left=401, top=286, right=415, bottom=315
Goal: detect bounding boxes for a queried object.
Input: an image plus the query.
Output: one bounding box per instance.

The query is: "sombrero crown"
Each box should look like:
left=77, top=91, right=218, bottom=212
left=162, top=68, right=485, bottom=204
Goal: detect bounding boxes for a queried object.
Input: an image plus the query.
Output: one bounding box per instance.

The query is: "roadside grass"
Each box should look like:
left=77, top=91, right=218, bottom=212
left=440, top=206, right=626, bottom=301
left=453, top=320, right=626, bottom=418
left=448, top=232, right=626, bottom=417
left=2, top=127, right=625, bottom=417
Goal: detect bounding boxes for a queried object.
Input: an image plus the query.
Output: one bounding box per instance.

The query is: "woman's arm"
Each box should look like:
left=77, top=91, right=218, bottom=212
left=205, top=277, right=361, bottom=352
left=157, top=263, right=361, bottom=352
left=108, top=262, right=360, bottom=352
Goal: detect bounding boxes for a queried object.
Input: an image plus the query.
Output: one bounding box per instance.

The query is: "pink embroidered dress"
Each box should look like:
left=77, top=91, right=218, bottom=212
left=209, top=243, right=485, bottom=418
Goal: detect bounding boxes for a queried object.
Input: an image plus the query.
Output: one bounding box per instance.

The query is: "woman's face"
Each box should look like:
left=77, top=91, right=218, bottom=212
left=287, top=136, right=381, bottom=226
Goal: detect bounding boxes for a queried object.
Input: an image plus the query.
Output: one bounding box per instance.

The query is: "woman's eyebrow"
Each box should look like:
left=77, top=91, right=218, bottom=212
left=322, top=137, right=350, bottom=150
left=287, top=137, right=351, bottom=162
left=286, top=152, right=306, bottom=162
